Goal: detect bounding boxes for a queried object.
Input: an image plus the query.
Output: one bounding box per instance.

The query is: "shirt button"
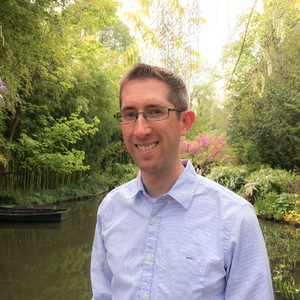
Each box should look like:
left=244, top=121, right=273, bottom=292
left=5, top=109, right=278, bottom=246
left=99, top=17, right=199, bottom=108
left=142, top=293, right=148, bottom=299
left=146, top=254, right=152, bottom=260
left=143, top=199, right=146, bottom=204
left=151, top=217, right=157, bottom=223
left=168, top=200, right=171, bottom=204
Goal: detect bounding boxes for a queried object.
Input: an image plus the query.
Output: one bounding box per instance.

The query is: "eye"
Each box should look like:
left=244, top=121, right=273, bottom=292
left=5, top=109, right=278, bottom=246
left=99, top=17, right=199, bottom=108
left=123, top=110, right=136, bottom=118
left=147, top=107, right=165, bottom=116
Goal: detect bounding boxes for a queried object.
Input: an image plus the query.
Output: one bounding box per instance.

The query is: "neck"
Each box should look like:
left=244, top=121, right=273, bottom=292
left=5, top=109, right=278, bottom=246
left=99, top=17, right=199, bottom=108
left=141, top=160, right=185, bottom=199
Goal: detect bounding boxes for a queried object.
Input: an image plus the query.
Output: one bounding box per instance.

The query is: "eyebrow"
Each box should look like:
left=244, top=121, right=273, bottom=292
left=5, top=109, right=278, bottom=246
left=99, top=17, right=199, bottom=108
left=121, top=106, right=135, bottom=111
left=121, top=104, right=163, bottom=112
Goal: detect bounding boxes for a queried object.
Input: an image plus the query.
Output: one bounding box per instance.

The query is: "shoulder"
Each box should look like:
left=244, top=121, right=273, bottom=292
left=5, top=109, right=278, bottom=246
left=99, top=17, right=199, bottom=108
left=194, top=174, right=255, bottom=221
left=97, top=177, right=139, bottom=217
left=177, top=160, right=254, bottom=215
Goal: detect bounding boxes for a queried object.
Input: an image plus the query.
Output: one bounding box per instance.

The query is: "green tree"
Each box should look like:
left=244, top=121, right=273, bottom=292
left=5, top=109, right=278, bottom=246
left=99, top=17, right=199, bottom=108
left=223, top=0, right=300, bottom=170
left=13, top=107, right=99, bottom=173
left=0, top=0, right=70, bottom=189
left=56, top=0, right=133, bottom=169
left=0, top=0, right=134, bottom=190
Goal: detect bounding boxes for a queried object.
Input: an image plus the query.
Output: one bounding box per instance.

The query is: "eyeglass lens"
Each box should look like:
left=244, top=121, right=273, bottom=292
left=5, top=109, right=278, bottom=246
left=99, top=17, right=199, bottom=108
left=120, top=107, right=169, bottom=124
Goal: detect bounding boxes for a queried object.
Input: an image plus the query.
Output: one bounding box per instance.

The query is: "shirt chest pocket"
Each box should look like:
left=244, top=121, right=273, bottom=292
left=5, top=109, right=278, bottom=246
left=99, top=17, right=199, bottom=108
left=161, top=254, right=205, bottom=276
left=156, top=252, right=206, bottom=299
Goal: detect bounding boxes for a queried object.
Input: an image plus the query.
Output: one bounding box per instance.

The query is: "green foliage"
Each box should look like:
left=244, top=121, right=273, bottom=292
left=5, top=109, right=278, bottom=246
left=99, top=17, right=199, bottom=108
left=272, top=193, right=297, bottom=220
left=97, top=141, right=133, bottom=171
left=13, top=107, right=99, bottom=173
left=206, top=165, right=249, bottom=192
left=116, top=163, right=139, bottom=186
left=255, top=192, right=278, bottom=219
left=0, top=0, right=134, bottom=191
left=0, top=0, right=72, bottom=186
left=243, top=166, right=299, bottom=200
left=102, top=162, right=139, bottom=189
left=112, top=163, right=139, bottom=186
left=208, top=163, right=300, bottom=224
left=0, top=0, right=67, bottom=102
left=0, top=182, right=103, bottom=205
left=224, top=0, right=300, bottom=170
left=255, top=192, right=298, bottom=221
left=0, top=154, right=7, bottom=167
left=284, top=195, right=300, bottom=225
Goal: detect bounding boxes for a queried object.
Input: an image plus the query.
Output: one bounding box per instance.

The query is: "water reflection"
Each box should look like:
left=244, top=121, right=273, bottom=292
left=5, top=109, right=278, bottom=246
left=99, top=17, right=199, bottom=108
left=0, top=196, right=299, bottom=300
left=259, top=218, right=300, bottom=300
left=0, top=196, right=104, bottom=300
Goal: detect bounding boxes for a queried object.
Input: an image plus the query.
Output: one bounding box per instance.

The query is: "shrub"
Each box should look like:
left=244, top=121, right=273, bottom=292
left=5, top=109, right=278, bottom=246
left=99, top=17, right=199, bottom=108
left=271, top=193, right=297, bottom=220
left=255, top=192, right=300, bottom=224
left=106, top=163, right=139, bottom=188
left=284, top=194, right=300, bottom=225
left=97, top=141, right=133, bottom=172
left=207, top=165, right=249, bottom=192
left=180, top=133, right=231, bottom=175
left=254, top=191, right=278, bottom=219
left=243, top=166, right=298, bottom=201
left=119, top=163, right=139, bottom=185
left=0, top=182, right=104, bottom=205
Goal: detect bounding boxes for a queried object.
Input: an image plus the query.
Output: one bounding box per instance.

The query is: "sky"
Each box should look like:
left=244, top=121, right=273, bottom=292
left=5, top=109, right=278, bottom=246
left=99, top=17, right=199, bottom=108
left=196, top=0, right=257, bottom=65
left=119, top=0, right=259, bottom=67
left=196, top=0, right=258, bottom=99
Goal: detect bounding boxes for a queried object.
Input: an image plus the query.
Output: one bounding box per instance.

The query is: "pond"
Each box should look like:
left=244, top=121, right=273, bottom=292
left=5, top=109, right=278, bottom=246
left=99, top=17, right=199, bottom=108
left=0, top=196, right=102, bottom=300
left=0, top=195, right=299, bottom=300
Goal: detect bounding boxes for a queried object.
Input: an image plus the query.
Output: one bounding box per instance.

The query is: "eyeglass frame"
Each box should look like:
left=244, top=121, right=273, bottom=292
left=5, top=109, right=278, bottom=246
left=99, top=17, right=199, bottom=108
left=113, top=106, right=185, bottom=125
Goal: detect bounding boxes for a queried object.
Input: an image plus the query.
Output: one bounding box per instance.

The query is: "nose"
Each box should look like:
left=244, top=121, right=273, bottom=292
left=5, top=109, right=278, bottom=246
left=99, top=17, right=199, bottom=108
left=134, top=113, right=151, bottom=138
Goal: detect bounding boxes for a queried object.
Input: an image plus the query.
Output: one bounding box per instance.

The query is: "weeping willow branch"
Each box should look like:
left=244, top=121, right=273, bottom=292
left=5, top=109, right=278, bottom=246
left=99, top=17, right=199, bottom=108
left=228, top=0, right=258, bottom=89
left=228, top=27, right=276, bottom=96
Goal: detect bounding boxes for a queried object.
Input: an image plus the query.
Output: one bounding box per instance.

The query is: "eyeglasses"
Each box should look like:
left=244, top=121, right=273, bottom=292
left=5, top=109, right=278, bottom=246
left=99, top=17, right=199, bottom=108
left=114, top=106, right=185, bottom=125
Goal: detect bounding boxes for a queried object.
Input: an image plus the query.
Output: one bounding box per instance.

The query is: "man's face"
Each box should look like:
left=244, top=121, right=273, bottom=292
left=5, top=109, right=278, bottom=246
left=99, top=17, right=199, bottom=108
left=120, top=79, right=184, bottom=176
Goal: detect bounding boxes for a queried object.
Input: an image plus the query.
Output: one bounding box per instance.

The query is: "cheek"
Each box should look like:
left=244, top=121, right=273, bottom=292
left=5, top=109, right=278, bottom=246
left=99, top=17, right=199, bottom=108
left=121, top=129, right=131, bottom=146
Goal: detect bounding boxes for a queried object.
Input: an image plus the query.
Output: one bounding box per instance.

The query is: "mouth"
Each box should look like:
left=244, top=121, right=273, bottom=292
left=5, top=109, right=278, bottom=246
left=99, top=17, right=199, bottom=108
left=136, top=142, right=158, bottom=151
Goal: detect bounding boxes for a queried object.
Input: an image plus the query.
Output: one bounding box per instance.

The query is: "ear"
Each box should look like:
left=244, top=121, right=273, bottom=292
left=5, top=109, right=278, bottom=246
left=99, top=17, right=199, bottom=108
left=180, top=110, right=195, bottom=136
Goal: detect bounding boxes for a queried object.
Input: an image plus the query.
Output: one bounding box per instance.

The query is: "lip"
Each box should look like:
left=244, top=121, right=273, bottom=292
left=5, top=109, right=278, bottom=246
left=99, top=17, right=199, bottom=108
left=136, top=142, right=158, bottom=152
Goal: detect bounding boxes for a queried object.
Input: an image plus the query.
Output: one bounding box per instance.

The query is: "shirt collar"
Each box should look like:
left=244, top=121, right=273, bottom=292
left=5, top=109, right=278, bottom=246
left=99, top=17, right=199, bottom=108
left=135, top=160, right=198, bottom=210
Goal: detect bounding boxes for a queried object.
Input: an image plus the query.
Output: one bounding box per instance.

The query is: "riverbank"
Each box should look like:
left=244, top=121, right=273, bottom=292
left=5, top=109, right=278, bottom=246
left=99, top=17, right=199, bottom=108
left=0, top=183, right=299, bottom=228
left=0, top=183, right=109, bottom=206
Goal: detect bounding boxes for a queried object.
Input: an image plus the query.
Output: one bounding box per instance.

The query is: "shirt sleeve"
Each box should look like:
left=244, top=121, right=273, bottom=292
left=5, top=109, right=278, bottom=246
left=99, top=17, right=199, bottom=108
left=224, top=204, right=274, bottom=300
left=90, top=209, right=112, bottom=300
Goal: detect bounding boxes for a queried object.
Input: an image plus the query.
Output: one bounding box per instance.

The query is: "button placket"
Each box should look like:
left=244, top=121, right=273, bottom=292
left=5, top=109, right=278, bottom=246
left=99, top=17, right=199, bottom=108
left=140, top=201, right=165, bottom=299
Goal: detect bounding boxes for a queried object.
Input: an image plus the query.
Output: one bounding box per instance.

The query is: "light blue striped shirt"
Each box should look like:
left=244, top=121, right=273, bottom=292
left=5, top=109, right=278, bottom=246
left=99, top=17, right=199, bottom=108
left=91, top=160, right=273, bottom=299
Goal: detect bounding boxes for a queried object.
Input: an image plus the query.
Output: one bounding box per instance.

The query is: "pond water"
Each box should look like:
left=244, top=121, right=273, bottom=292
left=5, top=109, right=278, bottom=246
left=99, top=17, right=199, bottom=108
left=0, top=196, right=103, bottom=300
left=0, top=195, right=299, bottom=300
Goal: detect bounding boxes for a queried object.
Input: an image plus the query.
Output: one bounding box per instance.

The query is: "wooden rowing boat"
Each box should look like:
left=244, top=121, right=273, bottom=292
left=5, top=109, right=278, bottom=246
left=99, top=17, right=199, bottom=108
left=0, top=205, right=70, bottom=222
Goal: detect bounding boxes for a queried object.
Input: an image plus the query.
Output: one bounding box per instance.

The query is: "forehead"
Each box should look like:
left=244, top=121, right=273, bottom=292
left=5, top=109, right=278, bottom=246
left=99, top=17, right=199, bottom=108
left=121, top=79, right=172, bottom=109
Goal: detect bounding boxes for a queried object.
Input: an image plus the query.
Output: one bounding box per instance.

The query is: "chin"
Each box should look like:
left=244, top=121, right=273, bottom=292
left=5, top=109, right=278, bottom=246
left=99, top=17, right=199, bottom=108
left=137, top=162, right=165, bottom=175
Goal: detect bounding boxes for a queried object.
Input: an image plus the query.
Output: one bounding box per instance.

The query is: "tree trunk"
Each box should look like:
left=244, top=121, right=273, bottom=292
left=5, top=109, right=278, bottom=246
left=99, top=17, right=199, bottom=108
left=0, top=103, right=23, bottom=191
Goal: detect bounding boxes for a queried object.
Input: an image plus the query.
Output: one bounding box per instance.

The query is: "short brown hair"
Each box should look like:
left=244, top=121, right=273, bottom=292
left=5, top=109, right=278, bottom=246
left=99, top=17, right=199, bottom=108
left=119, top=63, right=189, bottom=111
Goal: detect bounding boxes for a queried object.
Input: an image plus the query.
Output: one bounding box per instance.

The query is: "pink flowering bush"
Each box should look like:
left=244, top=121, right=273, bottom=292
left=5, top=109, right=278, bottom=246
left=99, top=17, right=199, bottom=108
left=180, top=133, right=230, bottom=174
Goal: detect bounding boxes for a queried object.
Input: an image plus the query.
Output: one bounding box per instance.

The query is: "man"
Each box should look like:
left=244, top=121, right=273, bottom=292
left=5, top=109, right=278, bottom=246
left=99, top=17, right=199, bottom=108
left=91, top=63, right=274, bottom=299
